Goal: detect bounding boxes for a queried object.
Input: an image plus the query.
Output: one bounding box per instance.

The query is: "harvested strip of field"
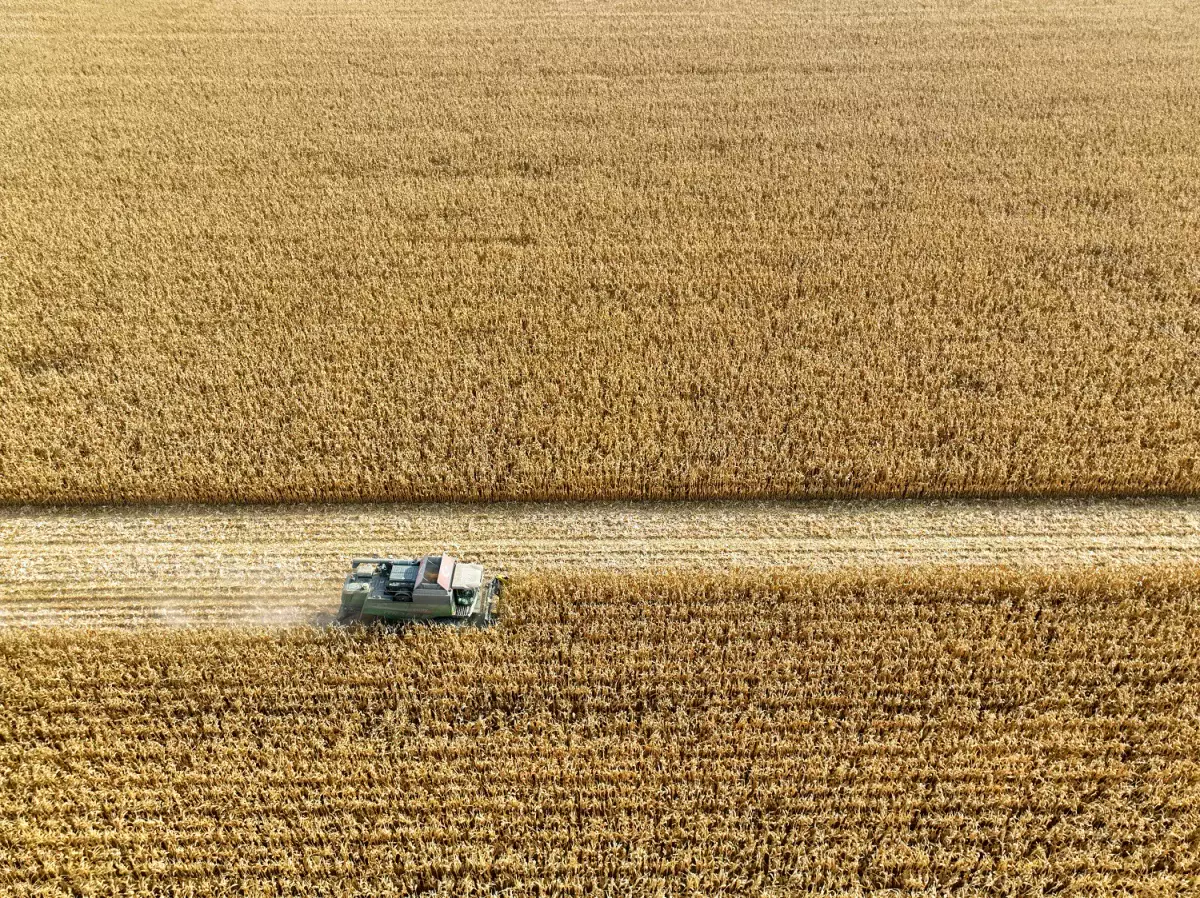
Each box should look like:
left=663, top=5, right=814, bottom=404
left=1, top=498, right=1198, bottom=626
left=1, top=570, right=1198, bottom=895
left=2, top=0, right=1198, bottom=504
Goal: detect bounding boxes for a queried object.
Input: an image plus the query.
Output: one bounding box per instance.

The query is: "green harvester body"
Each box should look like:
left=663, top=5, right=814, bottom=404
left=338, top=554, right=501, bottom=627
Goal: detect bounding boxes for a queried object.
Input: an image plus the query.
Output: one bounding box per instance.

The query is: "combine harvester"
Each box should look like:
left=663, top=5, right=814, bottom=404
left=336, top=553, right=502, bottom=628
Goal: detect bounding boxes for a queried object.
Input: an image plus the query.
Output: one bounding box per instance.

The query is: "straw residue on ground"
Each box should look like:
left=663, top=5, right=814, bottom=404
left=2, top=498, right=1198, bottom=625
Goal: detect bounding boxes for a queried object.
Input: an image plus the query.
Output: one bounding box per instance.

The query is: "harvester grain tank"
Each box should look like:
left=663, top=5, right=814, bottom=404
left=337, top=553, right=501, bottom=627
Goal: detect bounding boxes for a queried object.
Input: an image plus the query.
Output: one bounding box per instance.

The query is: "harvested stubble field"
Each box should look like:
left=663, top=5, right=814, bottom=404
left=2, top=569, right=1199, bottom=896
left=2, top=497, right=1199, bottom=626
left=2, top=0, right=1199, bottom=504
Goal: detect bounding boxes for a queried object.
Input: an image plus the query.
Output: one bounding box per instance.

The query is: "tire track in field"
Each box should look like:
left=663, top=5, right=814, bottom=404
left=1, top=498, right=1197, bottom=626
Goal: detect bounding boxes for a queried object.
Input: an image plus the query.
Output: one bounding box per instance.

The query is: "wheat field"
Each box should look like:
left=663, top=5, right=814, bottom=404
left=2, top=0, right=1198, bottom=503
left=2, top=570, right=1198, bottom=895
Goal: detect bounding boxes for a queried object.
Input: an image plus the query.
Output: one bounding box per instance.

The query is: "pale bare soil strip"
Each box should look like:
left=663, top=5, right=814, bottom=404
left=1, top=498, right=1197, bottom=626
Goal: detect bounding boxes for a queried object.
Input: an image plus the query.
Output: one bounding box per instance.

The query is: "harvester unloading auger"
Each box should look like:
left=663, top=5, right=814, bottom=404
left=336, top=553, right=502, bottom=627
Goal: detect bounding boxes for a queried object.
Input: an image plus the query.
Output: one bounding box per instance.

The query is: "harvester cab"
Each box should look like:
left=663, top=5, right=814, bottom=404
left=337, top=553, right=501, bottom=627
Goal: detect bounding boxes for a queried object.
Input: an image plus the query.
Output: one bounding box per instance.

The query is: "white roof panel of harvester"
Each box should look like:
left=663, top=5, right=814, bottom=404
left=451, top=562, right=484, bottom=589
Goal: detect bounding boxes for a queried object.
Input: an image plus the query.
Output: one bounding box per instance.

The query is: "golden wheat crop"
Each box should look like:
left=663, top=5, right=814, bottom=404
left=1, top=0, right=1198, bottom=504
left=1, top=569, right=1198, bottom=895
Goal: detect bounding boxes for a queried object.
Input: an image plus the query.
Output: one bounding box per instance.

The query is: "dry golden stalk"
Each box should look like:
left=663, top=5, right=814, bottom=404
left=1, top=0, right=1198, bottom=503
left=1, top=568, right=1198, bottom=894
